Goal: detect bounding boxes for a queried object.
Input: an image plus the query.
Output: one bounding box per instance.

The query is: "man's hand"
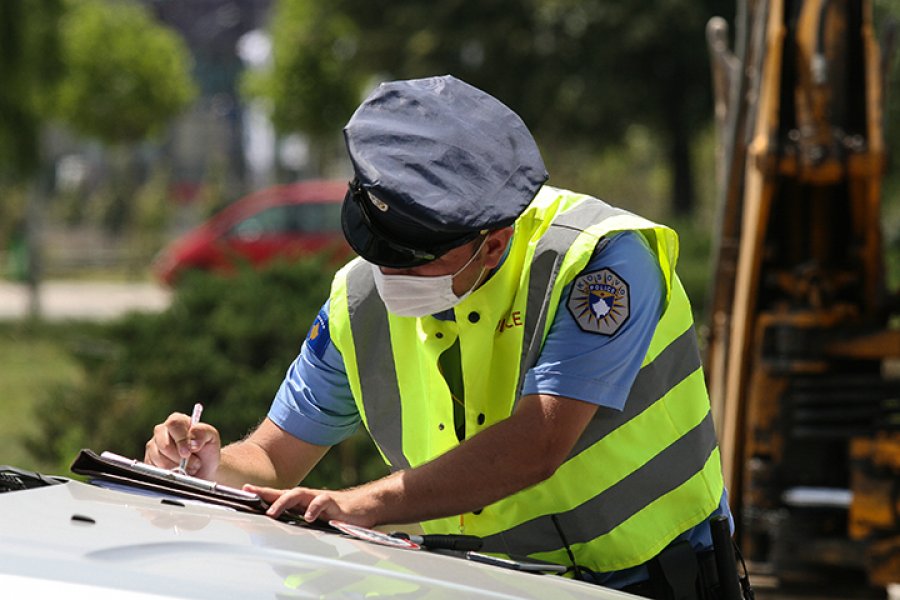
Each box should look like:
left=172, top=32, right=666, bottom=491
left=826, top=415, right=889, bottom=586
left=144, top=411, right=222, bottom=480
left=144, top=416, right=330, bottom=489
left=245, top=484, right=376, bottom=528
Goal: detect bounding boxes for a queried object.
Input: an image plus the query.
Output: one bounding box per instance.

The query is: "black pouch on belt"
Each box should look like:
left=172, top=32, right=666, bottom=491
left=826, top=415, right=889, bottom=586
left=647, top=540, right=701, bottom=600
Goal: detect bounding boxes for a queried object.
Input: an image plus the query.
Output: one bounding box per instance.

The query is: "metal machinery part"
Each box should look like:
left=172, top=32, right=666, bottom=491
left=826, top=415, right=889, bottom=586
left=706, top=0, right=900, bottom=589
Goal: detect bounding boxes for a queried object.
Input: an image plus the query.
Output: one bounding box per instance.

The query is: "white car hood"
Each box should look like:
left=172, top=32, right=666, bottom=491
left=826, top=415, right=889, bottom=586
left=0, top=479, right=636, bottom=599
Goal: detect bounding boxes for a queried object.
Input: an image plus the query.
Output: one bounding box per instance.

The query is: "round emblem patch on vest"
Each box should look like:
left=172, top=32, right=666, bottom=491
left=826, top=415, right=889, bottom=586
left=567, top=268, right=630, bottom=335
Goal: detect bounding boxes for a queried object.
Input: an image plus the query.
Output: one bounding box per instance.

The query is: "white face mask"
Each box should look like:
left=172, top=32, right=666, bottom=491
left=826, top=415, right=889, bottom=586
left=371, top=237, right=487, bottom=317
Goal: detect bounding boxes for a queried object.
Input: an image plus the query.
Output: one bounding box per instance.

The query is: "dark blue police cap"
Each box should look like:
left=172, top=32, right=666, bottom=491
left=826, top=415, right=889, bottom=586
left=341, top=75, right=549, bottom=268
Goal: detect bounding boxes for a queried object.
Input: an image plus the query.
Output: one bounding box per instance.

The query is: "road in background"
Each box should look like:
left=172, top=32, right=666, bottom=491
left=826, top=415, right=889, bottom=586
left=0, top=280, right=171, bottom=321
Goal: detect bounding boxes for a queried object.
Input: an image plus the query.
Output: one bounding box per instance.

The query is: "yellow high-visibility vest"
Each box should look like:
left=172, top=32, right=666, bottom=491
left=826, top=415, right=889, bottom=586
left=329, top=186, right=724, bottom=572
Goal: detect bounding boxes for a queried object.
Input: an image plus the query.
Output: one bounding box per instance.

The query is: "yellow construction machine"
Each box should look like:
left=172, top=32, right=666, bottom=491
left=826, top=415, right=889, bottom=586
left=706, top=0, right=900, bottom=590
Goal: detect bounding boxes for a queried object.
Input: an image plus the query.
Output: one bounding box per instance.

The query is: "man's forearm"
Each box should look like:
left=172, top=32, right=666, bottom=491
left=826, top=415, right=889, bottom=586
left=356, top=428, right=550, bottom=525
left=346, top=394, right=599, bottom=526
left=262, top=415, right=557, bottom=528
left=214, top=418, right=331, bottom=489
left=215, top=440, right=283, bottom=488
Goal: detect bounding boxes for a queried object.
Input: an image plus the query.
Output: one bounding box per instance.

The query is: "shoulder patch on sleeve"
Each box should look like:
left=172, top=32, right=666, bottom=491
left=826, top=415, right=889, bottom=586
left=566, top=268, right=630, bottom=335
left=305, top=308, right=331, bottom=359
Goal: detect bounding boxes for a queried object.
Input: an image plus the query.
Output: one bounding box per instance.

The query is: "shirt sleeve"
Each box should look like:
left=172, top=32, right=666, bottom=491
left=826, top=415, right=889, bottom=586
left=520, top=230, right=666, bottom=410
left=267, top=299, right=361, bottom=446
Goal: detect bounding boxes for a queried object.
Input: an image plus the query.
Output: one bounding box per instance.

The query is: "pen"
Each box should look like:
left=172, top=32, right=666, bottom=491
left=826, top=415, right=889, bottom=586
left=178, top=402, right=204, bottom=474
left=390, top=532, right=483, bottom=551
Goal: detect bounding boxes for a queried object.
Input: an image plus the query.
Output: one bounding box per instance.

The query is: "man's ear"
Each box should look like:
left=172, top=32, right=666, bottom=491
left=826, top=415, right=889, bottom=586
left=483, top=227, right=514, bottom=269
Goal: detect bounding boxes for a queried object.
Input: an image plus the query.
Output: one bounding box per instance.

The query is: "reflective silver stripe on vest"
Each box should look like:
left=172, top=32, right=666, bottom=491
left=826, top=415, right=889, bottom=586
left=481, top=410, right=718, bottom=555
left=568, top=325, right=703, bottom=459
left=517, top=197, right=632, bottom=399
left=345, top=261, right=411, bottom=471
left=484, top=326, right=709, bottom=554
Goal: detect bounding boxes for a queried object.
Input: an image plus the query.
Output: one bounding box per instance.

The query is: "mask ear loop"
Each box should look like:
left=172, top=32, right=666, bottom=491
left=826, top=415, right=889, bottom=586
left=452, top=232, right=490, bottom=278
left=450, top=232, right=493, bottom=300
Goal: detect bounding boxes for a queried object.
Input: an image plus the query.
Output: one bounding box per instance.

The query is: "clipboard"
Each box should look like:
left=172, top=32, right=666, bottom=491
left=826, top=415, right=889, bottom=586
left=466, top=552, right=569, bottom=573
left=70, top=448, right=270, bottom=515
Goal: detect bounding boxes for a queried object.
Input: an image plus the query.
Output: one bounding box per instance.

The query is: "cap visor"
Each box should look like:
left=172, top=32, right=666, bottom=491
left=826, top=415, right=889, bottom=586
left=341, top=191, right=435, bottom=269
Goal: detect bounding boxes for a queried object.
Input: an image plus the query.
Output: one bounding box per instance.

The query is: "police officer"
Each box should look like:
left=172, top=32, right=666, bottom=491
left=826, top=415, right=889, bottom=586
left=146, top=75, right=733, bottom=596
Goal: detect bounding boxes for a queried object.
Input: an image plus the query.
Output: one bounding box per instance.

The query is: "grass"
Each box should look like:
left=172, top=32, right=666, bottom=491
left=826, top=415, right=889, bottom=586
left=0, top=322, right=85, bottom=474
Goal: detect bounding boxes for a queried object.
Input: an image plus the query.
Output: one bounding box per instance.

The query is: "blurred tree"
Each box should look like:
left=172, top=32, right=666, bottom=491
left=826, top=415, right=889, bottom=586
left=247, top=0, right=729, bottom=214
left=0, top=0, right=197, bottom=179
left=0, top=0, right=63, bottom=313
left=0, top=0, right=63, bottom=182
left=52, top=0, right=197, bottom=234
left=0, top=0, right=197, bottom=304
left=242, top=0, right=364, bottom=175
left=53, top=0, right=196, bottom=143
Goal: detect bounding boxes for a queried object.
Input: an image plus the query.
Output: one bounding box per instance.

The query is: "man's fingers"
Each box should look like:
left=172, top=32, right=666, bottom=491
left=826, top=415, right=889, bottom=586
left=144, top=412, right=222, bottom=480
left=188, top=423, right=219, bottom=454
left=144, top=433, right=176, bottom=468
left=145, top=416, right=186, bottom=467
left=273, top=489, right=319, bottom=519
left=243, top=484, right=281, bottom=503
left=304, top=494, right=334, bottom=523
left=244, top=486, right=319, bottom=519
left=162, top=412, right=192, bottom=457
left=145, top=413, right=220, bottom=469
left=242, top=486, right=366, bottom=528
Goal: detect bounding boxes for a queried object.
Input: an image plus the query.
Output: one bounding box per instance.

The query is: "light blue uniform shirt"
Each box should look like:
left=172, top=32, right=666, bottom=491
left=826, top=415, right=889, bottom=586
left=268, top=230, right=731, bottom=588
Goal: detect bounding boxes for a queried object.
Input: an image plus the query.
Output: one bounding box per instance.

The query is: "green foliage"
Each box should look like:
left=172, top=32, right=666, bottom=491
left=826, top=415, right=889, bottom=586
left=247, top=0, right=730, bottom=210
left=874, top=0, right=900, bottom=290
left=127, top=167, right=175, bottom=272
left=244, top=0, right=363, bottom=140
left=0, top=321, right=88, bottom=473
left=670, top=215, right=713, bottom=320
left=0, top=0, right=63, bottom=180
left=53, top=0, right=197, bottom=143
left=0, top=185, right=28, bottom=276
left=27, top=257, right=387, bottom=487
left=543, top=126, right=672, bottom=221
left=252, top=0, right=725, bottom=143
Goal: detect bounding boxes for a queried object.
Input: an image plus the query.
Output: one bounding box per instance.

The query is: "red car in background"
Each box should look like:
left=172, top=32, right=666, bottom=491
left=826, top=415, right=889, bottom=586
left=153, top=179, right=352, bottom=285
